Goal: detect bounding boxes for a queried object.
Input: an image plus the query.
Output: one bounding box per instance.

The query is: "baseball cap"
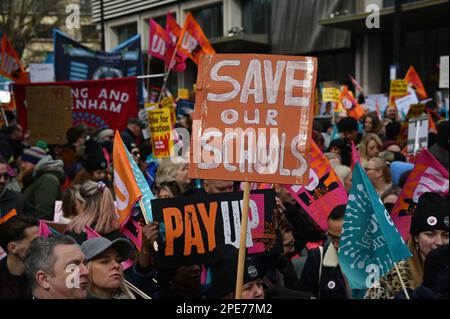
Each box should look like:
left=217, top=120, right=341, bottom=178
left=81, top=237, right=135, bottom=262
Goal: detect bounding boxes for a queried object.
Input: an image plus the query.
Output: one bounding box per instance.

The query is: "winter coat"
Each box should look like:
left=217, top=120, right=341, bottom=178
left=297, top=243, right=349, bottom=299
left=0, top=189, right=27, bottom=217
left=365, top=260, right=418, bottom=299
left=22, top=156, right=66, bottom=221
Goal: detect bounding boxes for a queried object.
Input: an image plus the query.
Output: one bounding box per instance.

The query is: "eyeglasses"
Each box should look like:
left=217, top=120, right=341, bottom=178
left=0, top=172, right=10, bottom=180
left=132, top=151, right=140, bottom=157
left=325, top=232, right=341, bottom=243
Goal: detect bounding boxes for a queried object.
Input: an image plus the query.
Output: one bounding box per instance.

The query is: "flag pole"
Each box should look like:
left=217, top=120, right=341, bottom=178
left=157, top=47, right=178, bottom=104
left=124, top=280, right=152, bottom=299
left=393, top=262, right=410, bottom=299
left=139, top=199, right=158, bottom=252
left=235, top=181, right=251, bottom=299
left=146, top=55, right=152, bottom=102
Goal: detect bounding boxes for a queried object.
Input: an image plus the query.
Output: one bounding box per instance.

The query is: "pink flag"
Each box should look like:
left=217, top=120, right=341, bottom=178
left=351, top=141, right=361, bottom=170
left=39, top=220, right=53, bottom=238
left=85, top=225, right=100, bottom=239
left=391, top=149, right=449, bottom=240
left=149, top=19, right=168, bottom=61
left=349, top=74, right=364, bottom=94
left=285, top=141, right=348, bottom=231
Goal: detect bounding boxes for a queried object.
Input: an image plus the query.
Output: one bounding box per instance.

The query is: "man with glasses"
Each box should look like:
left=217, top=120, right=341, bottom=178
left=296, top=205, right=350, bottom=299
left=0, top=158, right=26, bottom=217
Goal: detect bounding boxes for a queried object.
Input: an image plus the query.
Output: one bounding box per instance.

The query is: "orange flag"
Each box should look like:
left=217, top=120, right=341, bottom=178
left=404, top=66, right=427, bottom=100
left=0, top=33, right=28, bottom=83
left=0, top=209, right=17, bottom=225
left=113, top=131, right=142, bottom=226
left=176, top=12, right=216, bottom=65
left=340, top=87, right=365, bottom=120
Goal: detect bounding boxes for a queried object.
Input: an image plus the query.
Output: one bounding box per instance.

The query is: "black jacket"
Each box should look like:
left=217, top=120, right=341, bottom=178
left=0, top=189, right=28, bottom=217
left=296, top=245, right=348, bottom=299
left=0, top=257, right=31, bottom=299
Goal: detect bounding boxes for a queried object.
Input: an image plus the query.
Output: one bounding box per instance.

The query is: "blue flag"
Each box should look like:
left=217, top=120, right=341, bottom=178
left=124, top=142, right=156, bottom=223
left=338, top=163, right=412, bottom=291
left=53, top=29, right=144, bottom=104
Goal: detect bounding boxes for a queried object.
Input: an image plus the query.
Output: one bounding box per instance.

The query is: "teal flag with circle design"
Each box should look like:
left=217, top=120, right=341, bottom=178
left=338, top=163, right=412, bottom=291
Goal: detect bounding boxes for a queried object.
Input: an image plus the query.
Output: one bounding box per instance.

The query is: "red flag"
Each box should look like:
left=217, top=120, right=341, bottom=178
left=0, top=33, right=29, bottom=83
left=351, top=141, right=361, bottom=170
left=166, top=12, right=187, bottom=72
left=176, top=12, right=216, bottom=65
left=149, top=19, right=168, bottom=61
left=427, top=110, right=437, bottom=132
left=340, top=87, right=365, bottom=120
left=404, top=66, right=427, bottom=100
left=391, top=149, right=449, bottom=240
left=349, top=74, right=364, bottom=94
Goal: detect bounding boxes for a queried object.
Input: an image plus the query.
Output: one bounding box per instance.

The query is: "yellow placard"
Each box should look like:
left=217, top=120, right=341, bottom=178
left=148, top=108, right=173, bottom=158
left=178, top=88, right=189, bottom=100
left=389, top=79, right=408, bottom=106
left=322, top=87, right=341, bottom=103
left=161, top=96, right=175, bottom=109
left=144, top=102, right=158, bottom=111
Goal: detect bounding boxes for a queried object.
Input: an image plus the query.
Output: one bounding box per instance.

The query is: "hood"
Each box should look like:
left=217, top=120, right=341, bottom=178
left=33, top=155, right=65, bottom=181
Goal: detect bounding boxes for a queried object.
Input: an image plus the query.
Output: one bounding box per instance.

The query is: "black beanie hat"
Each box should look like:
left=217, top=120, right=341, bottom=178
left=84, top=153, right=107, bottom=172
left=208, top=246, right=262, bottom=298
left=410, top=193, right=449, bottom=235
left=66, top=126, right=86, bottom=144
left=337, top=117, right=358, bottom=133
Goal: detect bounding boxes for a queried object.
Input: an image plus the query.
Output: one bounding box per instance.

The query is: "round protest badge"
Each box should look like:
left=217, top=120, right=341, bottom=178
left=327, top=281, right=336, bottom=290
left=247, top=265, right=258, bottom=278
left=427, top=216, right=437, bottom=226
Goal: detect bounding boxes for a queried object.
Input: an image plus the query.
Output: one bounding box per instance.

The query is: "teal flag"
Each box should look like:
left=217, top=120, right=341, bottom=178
left=125, top=143, right=155, bottom=222
left=338, top=163, right=412, bottom=291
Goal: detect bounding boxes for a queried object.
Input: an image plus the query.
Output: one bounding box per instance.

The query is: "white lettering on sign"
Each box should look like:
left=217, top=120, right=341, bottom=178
left=0, top=54, right=19, bottom=74
left=206, top=59, right=314, bottom=107
left=221, top=199, right=259, bottom=249
left=181, top=32, right=198, bottom=53
left=151, top=34, right=166, bottom=56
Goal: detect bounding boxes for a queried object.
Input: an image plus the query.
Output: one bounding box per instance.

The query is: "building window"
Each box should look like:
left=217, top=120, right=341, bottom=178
left=242, top=0, right=271, bottom=34
left=383, top=0, right=422, bottom=7
left=190, top=3, right=223, bottom=39
left=114, top=23, right=137, bottom=44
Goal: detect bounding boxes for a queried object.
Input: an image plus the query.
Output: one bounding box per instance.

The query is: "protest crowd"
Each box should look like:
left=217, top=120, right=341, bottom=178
left=0, top=9, right=448, bottom=301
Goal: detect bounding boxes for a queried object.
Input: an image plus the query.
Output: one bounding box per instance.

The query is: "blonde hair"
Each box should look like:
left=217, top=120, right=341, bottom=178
left=334, top=165, right=351, bottom=185
left=87, top=260, right=135, bottom=299
left=155, top=156, right=188, bottom=190
left=406, top=238, right=424, bottom=289
left=358, top=133, right=382, bottom=164
left=367, top=157, right=391, bottom=184
left=66, top=181, right=119, bottom=235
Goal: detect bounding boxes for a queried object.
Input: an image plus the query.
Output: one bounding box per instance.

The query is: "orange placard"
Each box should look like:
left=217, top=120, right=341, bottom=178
left=189, top=54, right=318, bottom=185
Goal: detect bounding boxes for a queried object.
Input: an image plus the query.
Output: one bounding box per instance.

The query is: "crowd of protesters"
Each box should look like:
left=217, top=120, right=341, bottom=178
left=0, top=90, right=448, bottom=300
